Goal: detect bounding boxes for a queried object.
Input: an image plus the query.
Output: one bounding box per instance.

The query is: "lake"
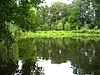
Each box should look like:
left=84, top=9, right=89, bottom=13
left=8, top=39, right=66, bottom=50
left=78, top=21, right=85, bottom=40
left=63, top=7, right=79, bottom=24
left=0, top=37, right=100, bottom=75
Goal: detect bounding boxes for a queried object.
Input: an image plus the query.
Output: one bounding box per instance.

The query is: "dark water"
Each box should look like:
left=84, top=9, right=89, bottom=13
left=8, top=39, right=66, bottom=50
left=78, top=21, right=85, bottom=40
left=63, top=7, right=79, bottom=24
left=0, top=37, right=100, bottom=75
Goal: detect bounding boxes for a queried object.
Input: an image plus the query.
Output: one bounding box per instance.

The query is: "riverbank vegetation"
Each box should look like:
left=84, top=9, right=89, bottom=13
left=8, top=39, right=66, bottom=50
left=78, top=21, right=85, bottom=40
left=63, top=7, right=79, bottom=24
left=20, top=30, right=100, bottom=38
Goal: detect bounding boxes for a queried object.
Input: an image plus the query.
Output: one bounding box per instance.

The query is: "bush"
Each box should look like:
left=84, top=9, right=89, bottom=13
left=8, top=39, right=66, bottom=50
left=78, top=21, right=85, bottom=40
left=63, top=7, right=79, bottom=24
left=42, top=23, right=50, bottom=31
left=36, top=26, right=42, bottom=31
left=56, top=20, right=63, bottom=30
left=64, top=22, right=71, bottom=31
left=51, top=24, right=56, bottom=30
left=80, top=25, right=89, bottom=33
left=94, top=26, right=98, bottom=30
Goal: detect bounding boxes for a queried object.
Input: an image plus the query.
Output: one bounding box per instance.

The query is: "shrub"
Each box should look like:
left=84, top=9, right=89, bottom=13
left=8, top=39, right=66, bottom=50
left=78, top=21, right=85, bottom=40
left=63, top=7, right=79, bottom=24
left=64, top=22, right=71, bottom=31
left=80, top=25, right=89, bottom=33
left=51, top=24, right=56, bottom=30
left=56, top=20, right=63, bottom=30
left=42, top=23, right=50, bottom=31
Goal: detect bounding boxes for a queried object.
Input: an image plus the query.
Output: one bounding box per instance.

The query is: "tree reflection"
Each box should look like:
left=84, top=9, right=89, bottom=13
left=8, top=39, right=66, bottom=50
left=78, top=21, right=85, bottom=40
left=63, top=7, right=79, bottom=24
left=0, top=60, right=17, bottom=75
left=17, top=38, right=44, bottom=75
left=33, top=38, right=100, bottom=75
left=0, top=42, right=18, bottom=75
left=1, top=37, right=100, bottom=75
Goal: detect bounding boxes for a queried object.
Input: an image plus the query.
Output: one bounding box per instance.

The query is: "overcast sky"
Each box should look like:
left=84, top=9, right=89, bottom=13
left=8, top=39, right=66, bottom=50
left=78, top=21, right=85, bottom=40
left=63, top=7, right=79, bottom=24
left=44, top=0, right=73, bottom=6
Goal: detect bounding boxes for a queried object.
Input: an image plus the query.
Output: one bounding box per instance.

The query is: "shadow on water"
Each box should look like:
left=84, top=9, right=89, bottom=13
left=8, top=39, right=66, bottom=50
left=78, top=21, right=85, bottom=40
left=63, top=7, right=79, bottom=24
left=0, top=37, right=100, bottom=75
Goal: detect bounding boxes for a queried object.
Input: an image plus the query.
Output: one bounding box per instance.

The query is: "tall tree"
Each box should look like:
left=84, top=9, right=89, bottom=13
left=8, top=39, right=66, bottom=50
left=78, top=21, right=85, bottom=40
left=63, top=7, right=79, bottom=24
left=49, top=2, right=69, bottom=30
left=0, top=0, right=42, bottom=62
left=68, top=1, right=82, bottom=30
left=94, top=0, right=100, bottom=28
left=73, top=0, right=100, bottom=28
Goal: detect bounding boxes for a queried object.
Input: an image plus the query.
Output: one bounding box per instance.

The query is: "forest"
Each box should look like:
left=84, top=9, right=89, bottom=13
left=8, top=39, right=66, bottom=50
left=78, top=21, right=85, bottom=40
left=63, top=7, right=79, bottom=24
left=0, top=0, right=100, bottom=38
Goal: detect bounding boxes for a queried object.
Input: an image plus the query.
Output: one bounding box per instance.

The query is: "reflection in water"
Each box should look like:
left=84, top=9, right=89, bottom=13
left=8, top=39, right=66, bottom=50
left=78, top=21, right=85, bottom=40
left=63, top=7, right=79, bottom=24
left=14, top=60, right=44, bottom=75
left=0, top=37, right=100, bottom=75
left=37, top=59, right=74, bottom=75
left=18, top=60, right=23, bottom=71
left=0, top=60, right=17, bottom=75
left=14, top=60, right=23, bottom=75
left=33, top=38, right=100, bottom=75
left=0, top=42, right=18, bottom=75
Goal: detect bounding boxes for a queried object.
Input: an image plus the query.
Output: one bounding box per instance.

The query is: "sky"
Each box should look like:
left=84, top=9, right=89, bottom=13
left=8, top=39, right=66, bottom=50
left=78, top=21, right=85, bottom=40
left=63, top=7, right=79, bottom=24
left=44, top=0, right=73, bottom=6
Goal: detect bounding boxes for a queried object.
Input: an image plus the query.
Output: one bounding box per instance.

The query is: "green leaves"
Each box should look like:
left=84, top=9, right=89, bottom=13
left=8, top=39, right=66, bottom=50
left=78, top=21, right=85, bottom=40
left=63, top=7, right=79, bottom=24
left=0, top=0, right=42, bottom=62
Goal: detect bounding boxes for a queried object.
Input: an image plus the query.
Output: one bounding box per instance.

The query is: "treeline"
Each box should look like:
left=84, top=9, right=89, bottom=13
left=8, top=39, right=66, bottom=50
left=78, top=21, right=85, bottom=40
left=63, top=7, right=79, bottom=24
left=37, top=0, right=100, bottom=31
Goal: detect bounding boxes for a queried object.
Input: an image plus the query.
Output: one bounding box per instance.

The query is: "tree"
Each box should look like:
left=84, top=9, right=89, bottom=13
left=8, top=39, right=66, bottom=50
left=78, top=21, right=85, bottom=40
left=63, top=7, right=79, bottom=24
left=72, top=0, right=100, bottom=29
left=39, top=2, right=69, bottom=30
left=50, top=2, right=69, bottom=30
left=78, top=0, right=96, bottom=28
left=94, top=0, right=100, bottom=28
left=38, top=5, right=50, bottom=30
left=67, top=2, right=82, bottom=30
left=0, top=0, right=42, bottom=62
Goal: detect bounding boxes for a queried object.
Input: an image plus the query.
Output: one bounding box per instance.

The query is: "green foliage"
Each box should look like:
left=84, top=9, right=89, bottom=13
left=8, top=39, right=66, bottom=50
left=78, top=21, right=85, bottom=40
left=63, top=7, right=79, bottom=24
left=17, top=38, right=37, bottom=61
left=74, top=0, right=99, bottom=28
left=94, top=26, right=98, bottom=30
left=56, top=20, right=63, bottom=30
left=11, top=43, right=19, bottom=61
left=64, top=22, right=70, bottom=31
left=6, top=23, right=18, bottom=33
left=14, top=7, right=42, bottom=32
left=39, top=2, right=69, bottom=30
left=0, top=41, right=18, bottom=62
left=39, top=0, right=99, bottom=31
left=51, top=24, right=57, bottom=30
left=0, top=0, right=42, bottom=62
left=39, top=5, right=50, bottom=24
left=42, top=23, right=50, bottom=31
left=80, top=25, right=89, bottom=33
left=68, top=16, right=81, bottom=30
left=67, top=3, right=82, bottom=30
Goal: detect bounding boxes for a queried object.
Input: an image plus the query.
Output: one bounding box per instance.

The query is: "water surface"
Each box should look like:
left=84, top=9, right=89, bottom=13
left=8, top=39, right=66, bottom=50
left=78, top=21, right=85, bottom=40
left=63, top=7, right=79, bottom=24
left=0, top=37, right=100, bottom=75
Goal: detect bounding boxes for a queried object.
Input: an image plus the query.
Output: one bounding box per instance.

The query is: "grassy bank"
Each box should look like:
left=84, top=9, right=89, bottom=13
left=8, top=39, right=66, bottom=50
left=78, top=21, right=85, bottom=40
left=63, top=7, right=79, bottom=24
left=20, top=30, right=100, bottom=39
